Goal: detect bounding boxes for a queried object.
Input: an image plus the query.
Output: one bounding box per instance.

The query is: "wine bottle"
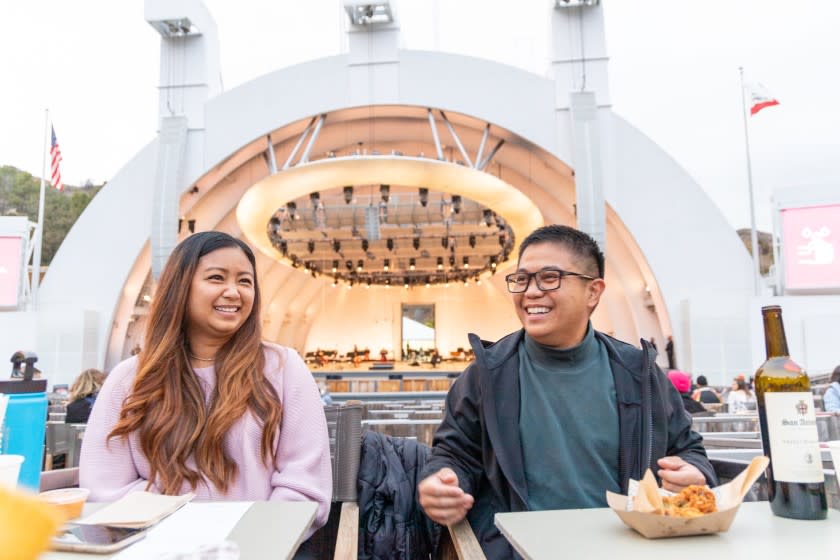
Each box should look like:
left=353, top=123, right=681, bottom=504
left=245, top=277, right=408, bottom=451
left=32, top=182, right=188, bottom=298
left=754, top=305, right=827, bottom=520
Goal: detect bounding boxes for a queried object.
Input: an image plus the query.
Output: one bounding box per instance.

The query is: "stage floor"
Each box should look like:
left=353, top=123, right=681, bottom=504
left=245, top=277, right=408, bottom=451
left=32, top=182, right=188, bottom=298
left=309, top=359, right=468, bottom=377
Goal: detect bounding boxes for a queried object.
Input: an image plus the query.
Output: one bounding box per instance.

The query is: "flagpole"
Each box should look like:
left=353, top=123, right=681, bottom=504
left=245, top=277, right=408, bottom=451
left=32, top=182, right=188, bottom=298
left=739, top=67, right=762, bottom=296
left=32, top=108, right=49, bottom=309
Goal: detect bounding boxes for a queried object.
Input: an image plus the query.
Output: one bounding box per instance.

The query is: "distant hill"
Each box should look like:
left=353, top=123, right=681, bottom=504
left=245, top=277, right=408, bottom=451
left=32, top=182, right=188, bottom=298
left=0, top=165, right=102, bottom=265
left=736, top=228, right=774, bottom=274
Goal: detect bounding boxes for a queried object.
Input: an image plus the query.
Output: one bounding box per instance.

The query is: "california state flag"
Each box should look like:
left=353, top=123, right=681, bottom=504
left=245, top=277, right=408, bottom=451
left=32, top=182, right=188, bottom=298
left=747, top=83, right=780, bottom=115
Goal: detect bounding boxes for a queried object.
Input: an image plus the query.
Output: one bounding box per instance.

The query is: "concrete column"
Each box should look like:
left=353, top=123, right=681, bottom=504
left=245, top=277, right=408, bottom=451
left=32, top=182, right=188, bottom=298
left=345, top=4, right=401, bottom=111
left=144, top=0, right=221, bottom=277
left=549, top=3, right=610, bottom=251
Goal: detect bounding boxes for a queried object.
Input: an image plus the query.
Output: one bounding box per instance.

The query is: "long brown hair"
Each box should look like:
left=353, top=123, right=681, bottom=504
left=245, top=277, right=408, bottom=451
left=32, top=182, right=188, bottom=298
left=734, top=378, right=753, bottom=398
left=108, top=232, right=283, bottom=494
left=68, top=368, right=106, bottom=402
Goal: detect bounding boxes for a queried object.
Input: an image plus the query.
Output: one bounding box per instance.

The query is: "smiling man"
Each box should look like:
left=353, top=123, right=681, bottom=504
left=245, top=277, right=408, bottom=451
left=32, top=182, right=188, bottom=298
left=418, top=225, right=716, bottom=558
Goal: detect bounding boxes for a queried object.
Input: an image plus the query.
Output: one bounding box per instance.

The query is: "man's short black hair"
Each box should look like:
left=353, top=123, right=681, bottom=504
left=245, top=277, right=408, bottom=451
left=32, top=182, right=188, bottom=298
left=696, top=375, right=708, bottom=386
left=518, top=224, right=605, bottom=279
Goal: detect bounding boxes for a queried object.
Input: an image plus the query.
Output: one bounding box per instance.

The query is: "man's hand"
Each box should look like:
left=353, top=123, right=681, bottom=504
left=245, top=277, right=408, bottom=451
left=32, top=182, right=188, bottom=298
left=418, top=468, right=474, bottom=525
left=657, top=456, right=707, bottom=492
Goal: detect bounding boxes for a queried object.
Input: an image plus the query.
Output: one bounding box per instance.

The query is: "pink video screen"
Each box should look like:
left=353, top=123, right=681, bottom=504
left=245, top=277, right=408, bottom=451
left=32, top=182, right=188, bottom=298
left=0, top=236, right=23, bottom=307
left=781, top=204, right=840, bottom=290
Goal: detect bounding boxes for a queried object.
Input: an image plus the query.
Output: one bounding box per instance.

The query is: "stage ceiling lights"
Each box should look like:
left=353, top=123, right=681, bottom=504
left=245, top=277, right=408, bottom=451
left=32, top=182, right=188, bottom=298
left=344, top=0, right=394, bottom=26
left=237, top=156, right=543, bottom=285
left=483, top=209, right=493, bottom=226
left=148, top=16, right=200, bottom=38
left=418, top=187, right=429, bottom=207
left=554, top=0, right=599, bottom=8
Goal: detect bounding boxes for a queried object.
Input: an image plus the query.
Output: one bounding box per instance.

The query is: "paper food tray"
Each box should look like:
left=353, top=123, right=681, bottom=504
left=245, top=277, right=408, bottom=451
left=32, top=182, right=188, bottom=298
left=605, top=455, right=768, bottom=539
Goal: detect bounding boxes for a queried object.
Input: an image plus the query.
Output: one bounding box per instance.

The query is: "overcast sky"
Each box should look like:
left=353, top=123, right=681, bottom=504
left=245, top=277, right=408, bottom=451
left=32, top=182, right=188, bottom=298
left=1, top=1, right=838, bottom=232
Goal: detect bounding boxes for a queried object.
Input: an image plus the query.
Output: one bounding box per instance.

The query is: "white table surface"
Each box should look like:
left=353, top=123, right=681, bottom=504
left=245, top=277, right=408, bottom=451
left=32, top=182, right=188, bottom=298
left=43, top=500, right=317, bottom=560
left=495, top=501, right=837, bottom=559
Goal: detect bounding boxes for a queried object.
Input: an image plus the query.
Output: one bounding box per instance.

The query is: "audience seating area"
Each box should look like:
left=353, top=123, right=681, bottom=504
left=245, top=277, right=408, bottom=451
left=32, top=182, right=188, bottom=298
left=44, top=420, right=86, bottom=471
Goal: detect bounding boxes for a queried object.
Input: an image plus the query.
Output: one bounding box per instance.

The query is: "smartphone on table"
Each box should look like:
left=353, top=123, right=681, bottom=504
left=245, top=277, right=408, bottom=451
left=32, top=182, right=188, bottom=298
left=51, top=524, right=146, bottom=553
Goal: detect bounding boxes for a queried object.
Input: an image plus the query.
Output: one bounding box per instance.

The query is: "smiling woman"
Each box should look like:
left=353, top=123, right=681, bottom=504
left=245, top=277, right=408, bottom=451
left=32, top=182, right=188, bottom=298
left=78, top=232, right=332, bottom=539
left=185, top=245, right=256, bottom=355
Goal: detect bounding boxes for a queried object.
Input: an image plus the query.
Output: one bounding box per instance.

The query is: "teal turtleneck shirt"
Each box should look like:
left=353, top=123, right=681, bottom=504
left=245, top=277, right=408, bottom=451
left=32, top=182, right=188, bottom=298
left=518, top=324, right=621, bottom=510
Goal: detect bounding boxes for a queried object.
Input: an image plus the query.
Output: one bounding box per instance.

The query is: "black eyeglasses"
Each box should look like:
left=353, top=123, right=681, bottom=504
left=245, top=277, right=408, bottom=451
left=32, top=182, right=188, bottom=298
left=505, top=268, right=596, bottom=293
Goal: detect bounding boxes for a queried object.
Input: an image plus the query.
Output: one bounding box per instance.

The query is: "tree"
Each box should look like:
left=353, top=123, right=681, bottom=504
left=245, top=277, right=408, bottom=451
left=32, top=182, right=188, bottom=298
left=736, top=228, right=774, bottom=275
left=0, top=165, right=101, bottom=264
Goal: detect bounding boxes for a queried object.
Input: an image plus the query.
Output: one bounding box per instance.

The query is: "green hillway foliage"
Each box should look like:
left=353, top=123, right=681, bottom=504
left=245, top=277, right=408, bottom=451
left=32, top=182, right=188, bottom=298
left=0, top=165, right=101, bottom=265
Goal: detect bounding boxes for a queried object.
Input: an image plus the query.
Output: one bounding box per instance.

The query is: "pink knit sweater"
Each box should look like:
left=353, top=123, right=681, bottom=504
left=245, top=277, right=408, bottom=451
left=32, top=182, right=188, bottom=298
left=80, top=343, right=332, bottom=535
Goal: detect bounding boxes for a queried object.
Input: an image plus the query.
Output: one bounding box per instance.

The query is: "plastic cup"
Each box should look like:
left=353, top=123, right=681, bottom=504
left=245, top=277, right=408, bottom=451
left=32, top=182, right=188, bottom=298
left=0, top=454, right=24, bottom=489
left=38, top=487, right=90, bottom=520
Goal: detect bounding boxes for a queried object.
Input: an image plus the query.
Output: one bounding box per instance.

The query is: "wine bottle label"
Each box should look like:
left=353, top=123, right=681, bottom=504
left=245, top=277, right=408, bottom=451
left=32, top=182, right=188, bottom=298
left=764, top=392, right=825, bottom=483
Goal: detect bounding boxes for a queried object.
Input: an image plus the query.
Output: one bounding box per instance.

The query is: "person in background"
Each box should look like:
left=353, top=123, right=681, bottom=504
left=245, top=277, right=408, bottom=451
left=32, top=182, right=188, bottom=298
left=667, top=371, right=709, bottom=415
left=726, top=377, right=755, bottom=414
left=665, top=335, right=676, bottom=370
left=65, top=369, right=107, bottom=423
left=691, top=375, right=722, bottom=404
left=429, top=348, right=442, bottom=368
left=9, top=350, right=25, bottom=378
left=80, top=232, right=331, bottom=538
left=315, top=348, right=328, bottom=368
left=317, top=381, right=334, bottom=406
left=9, top=351, right=43, bottom=379
left=48, top=384, right=70, bottom=405
left=418, top=225, right=715, bottom=558
left=823, top=365, right=840, bottom=412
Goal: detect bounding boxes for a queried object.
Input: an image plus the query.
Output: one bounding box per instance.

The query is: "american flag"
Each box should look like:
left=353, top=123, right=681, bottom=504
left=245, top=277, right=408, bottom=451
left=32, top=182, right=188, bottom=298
left=50, top=126, right=64, bottom=191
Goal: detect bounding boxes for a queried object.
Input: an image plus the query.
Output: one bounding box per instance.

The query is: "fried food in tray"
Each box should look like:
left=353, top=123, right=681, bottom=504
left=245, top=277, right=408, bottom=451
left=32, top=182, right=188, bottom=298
left=657, top=485, right=717, bottom=518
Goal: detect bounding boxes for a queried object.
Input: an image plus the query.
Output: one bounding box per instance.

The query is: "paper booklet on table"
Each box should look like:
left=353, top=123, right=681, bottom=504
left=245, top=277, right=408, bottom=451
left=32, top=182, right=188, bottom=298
left=76, top=491, right=195, bottom=529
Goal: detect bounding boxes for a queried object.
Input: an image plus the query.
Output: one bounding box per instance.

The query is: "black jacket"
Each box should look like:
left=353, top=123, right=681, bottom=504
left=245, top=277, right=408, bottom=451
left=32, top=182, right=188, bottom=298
left=357, top=431, right=443, bottom=559
left=421, top=329, right=717, bottom=559
left=681, top=394, right=712, bottom=415
left=65, top=394, right=96, bottom=423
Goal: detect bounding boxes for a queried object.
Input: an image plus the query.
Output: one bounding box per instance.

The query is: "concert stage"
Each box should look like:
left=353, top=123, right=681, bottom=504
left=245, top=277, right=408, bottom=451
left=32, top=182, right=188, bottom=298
left=310, top=359, right=466, bottom=379
left=310, top=359, right=467, bottom=394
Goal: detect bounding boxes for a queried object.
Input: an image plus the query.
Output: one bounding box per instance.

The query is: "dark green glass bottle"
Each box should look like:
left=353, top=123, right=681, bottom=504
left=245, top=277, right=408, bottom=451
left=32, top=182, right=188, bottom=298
left=754, top=305, right=827, bottom=520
